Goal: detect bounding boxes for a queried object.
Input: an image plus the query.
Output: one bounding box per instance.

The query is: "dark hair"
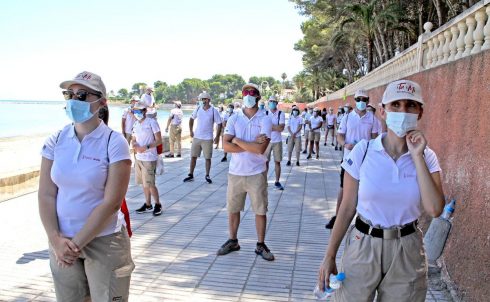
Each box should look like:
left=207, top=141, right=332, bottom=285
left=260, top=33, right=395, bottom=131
left=98, top=105, right=109, bottom=125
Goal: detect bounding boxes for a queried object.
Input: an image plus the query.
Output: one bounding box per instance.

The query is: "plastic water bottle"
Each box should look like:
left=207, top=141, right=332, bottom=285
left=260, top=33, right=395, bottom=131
left=313, top=273, right=345, bottom=300
left=440, top=199, right=456, bottom=220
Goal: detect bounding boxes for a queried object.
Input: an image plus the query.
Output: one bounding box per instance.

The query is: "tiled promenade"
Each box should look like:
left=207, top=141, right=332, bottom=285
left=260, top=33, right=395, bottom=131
left=0, top=137, right=453, bottom=301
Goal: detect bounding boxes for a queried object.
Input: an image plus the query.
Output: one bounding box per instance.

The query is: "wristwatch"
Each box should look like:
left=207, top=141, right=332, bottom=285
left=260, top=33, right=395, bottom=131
left=146, top=144, right=150, bottom=150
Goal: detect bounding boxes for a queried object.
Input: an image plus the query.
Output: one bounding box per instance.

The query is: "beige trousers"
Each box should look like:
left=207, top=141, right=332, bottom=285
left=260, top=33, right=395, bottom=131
left=169, top=124, right=182, bottom=155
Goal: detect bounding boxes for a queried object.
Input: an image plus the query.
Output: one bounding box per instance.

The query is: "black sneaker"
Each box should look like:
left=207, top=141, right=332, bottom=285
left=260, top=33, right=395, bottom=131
left=176, top=154, right=182, bottom=157
left=274, top=182, right=284, bottom=190
left=183, top=174, right=194, bottom=182
left=307, top=154, right=312, bottom=159
left=335, top=146, right=338, bottom=151
left=302, top=150, right=307, bottom=154
left=217, top=239, right=240, bottom=256
left=205, top=175, right=212, bottom=184
left=165, top=154, right=174, bottom=158
left=325, top=216, right=337, bottom=229
left=339, top=147, right=343, bottom=151
left=324, top=142, right=327, bottom=146
left=153, top=203, right=162, bottom=216
left=286, top=161, right=291, bottom=166
left=136, top=203, right=153, bottom=214
left=312, top=150, right=316, bottom=155
left=296, top=161, right=300, bottom=166
left=255, top=243, right=275, bottom=261
left=331, top=143, right=334, bottom=146
left=221, top=157, right=227, bottom=162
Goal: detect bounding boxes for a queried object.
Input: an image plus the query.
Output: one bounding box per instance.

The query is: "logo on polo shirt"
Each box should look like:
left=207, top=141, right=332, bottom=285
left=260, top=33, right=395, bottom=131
left=347, top=158, right=353, bottom=166
left=82, top=155, right=101, bottom=162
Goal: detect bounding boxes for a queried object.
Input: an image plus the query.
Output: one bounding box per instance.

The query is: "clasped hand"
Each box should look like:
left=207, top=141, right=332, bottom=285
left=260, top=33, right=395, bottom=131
left=51, top=234, right=80, bottom=268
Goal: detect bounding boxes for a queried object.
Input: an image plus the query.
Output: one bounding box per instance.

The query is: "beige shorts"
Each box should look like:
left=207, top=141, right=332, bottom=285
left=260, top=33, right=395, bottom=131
left=334, top=224, right=427, bottom=302
left=265, top=142, right=283, bottom=162
left=191, top=138, right=213, bottom=159
left=135, top=160, right=156, bottom=187
left=288, top=136, right=301, bottom=153
left=50, top=228, right=134, bottom=302
left=227, top=172, right=268, bottom=215
left=309, top=131, right=321, bottom=142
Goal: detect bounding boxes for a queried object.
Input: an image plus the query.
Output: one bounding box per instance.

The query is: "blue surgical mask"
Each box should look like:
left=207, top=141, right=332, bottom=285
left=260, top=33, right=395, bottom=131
left=134, top=113, right=144, bottom=121
left=243, top=95, right=257, bottom=108
left=344, top=107, right=349, bottom=113
left=292, top=111, right=299, bottom=117
left=356, top=101, right=367, bottom=111
left=198, top=100, right=204, bottom=107
left=65, top=98, right=101, bottom=124
left=259, top=104, right=265, bottom=110
left=268, top=102, right=277, bottom=110
left=385, top=112, right=418, bottom=137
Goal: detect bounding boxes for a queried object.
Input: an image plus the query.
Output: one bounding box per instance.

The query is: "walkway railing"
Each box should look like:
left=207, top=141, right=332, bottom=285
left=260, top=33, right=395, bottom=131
left=321, top=0, right=490, bottom=102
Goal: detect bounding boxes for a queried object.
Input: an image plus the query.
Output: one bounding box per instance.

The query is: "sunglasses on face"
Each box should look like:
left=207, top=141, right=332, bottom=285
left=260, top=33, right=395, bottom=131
left=62, top=90, right=101, bottom=101
left=355, top=97, right=369, bottom=103
left=242, top=89, right=259, bottom=97
left=200, top=98, right=210, bottom=101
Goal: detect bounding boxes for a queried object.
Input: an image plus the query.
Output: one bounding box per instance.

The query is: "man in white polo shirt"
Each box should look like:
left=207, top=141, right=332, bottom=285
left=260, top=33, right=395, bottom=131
left=132, top=102, right=163, bottom=216
left=325, top=88, right=380, bottom=229
left=121, top=95, right=138, bottom=144
left=302, top=107, right=313, bottom=153
left=217, top=83, right=274, bottom=261
left=140, top=87, right=157, bottom=119
left=307, top=108, right=323, bottom=160
left=286, top=106, right=303, bottom=166
left=265, top=95, right=286, bottom=190
left=183, top=92, right=222, bottom=184
left=165, top=100, right=183, bottom=158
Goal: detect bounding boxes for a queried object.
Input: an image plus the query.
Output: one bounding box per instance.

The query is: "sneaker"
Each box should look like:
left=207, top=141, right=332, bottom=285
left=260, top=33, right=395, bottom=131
left=331, top=143, right=334, bottom=146
left=316, top=155, right=319, bottom=159
left=335, top=146, right=338, bottom=151
left=339, top=147, right=343, bottom=151
left=302, top=150, right=307, bottom=154
left=312, top=150, right=316, bottom=155
left=274, top=182, right=284, bottom=190
left=136, top=203, right=153, bottom=214
left=324, top=142, right=327, bottom=146
left=325, top=216, right=337, bottom=229
left=165, top=154, right=174, bottom=158
left=217, top=239, right=240, bottom=256
left=286, top=161, right=291, bottom=166
left=307, top=154, right=312, bottom=159
left=205, top=175, right=212, bottom=184
left=221, top=157, right=227, bottom=162
left=153, top=203, right=162, bottom=216
left=296, top=161, right=300, bottom=166
left=255, top=243, right=275, bottom=261
left=183, top=174, right=194, bottom=182
left=177, top=154, right=182, bottom=157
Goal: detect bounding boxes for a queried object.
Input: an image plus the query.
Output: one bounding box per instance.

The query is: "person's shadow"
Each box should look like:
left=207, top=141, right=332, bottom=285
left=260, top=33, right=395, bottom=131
left=16, top=249, right=49, bottom=264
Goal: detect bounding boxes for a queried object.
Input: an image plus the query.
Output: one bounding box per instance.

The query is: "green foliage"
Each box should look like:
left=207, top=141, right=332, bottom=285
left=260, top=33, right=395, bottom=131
left=117, top=88, right=129, bottom=98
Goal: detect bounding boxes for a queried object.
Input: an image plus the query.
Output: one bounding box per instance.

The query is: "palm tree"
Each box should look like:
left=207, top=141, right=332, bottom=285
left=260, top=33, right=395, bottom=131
left=338, top=0, right=400, bottom=72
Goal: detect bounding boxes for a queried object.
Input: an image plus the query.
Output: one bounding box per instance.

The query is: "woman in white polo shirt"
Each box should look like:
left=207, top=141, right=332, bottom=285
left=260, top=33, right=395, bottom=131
left=317, top=79, right=445, bottom=302
left=38, top=71, right=134, bottom=301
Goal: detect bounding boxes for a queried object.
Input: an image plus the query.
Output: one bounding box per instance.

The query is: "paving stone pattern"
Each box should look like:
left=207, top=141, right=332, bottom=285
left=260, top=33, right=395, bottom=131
left=0, top=137, right=453, bottom=301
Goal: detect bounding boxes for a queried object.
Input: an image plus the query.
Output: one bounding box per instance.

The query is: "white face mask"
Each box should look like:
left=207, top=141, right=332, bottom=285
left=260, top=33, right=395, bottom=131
left=243, top=95, right=257, bottom=108
left=385, top=112, right=418, bottom=137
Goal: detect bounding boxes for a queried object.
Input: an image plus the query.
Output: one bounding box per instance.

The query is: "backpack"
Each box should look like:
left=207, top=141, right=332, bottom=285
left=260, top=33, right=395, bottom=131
left=266, top=110, right=282, bottom=124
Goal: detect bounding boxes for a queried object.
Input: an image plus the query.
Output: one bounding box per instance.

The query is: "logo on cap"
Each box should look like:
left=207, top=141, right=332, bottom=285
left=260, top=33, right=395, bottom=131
left=76, top=72, right=93, bottom=81
left=396, top=82, right=415, bottom=94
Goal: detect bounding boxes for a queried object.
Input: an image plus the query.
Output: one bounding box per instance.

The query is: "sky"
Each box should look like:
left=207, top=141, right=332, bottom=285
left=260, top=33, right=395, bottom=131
left=0, top=0, right=306, bottom=101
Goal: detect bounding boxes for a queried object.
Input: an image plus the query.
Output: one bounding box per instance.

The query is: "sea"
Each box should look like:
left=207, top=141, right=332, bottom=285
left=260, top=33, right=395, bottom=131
left=0, top=100, right=192, bottom=139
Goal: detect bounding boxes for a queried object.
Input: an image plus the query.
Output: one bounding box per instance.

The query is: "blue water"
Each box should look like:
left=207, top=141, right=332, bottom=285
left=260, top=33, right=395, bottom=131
left=0, top=100, right=192, bottom=138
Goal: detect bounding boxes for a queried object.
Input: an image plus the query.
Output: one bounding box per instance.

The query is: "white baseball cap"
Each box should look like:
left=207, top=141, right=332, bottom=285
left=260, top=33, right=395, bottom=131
left=268, top=95, right=277, bottom=102
left=60, top=71, right=106, bottom=97
left=133, top=102, right=147, bottom=109
left=382, top=79, right=424, bottom=105
left=130, top=95, right=140, bottom=101
left=198, top=92, right=211, bottom=100
left=354, top=89, right=368, bottom=99
left=242, top=83, right=260, bottom=92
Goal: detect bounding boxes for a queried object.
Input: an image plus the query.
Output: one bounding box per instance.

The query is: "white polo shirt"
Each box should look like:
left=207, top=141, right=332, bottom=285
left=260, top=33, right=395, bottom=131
left=326, top=113, right=336, bottom=126
left=224, top=110, right=272, bottom=176
left=41, top=122, right=130, bottom=238
left=170, top=108, right=183, bottom=126
left=267, top=110, right=285, bottom=143
left=140, top=93, right=154, bottom=107
left=122, top=108, right=136, bottom=134
left=309, top=115, right=323, bottom=133
left=191, top=105, right=222, bottom=140
left=132, top=118, right=161, bottom=161
left=341, top=134, right=441, bottom=228
left=338, top=110, right=380, bottom=160
left=288, top=115, right=303, bottom=138
left=303, top=112, right=312, bottom=126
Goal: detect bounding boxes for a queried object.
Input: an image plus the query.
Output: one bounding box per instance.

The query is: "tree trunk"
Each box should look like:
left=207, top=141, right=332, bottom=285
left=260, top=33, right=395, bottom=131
left=377, top=24, right=389, bottom=63
left=367, top=38, right=373, bottom=72
left=432, top=0, right=443, bottom=26
left=418, top=0, right=425, bottom=36
left=373, top=32, right=384, bottom=65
